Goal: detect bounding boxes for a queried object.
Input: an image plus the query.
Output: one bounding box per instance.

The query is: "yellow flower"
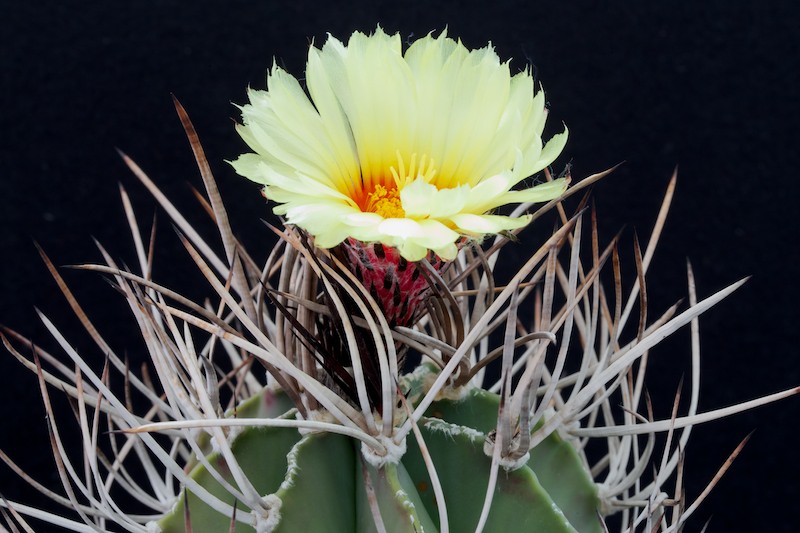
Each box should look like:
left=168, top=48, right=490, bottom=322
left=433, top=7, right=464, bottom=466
left=231, top=28, right=568, bottom=261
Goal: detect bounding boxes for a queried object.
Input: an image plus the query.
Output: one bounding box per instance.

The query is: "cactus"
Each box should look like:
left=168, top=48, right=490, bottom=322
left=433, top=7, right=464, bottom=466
left=155, top=384, right=599, bottom=533
left=2, top=28, right=798, bottom=533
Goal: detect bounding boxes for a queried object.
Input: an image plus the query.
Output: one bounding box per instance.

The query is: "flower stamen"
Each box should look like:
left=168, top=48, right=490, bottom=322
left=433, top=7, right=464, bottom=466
left=390, top=152, right=437, bottom=189
left=361, top=153, right=438, bottom=219
left=365, top=184, right=405, bottom=218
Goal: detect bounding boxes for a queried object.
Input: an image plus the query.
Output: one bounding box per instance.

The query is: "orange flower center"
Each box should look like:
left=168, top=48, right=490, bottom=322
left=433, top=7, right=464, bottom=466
left=364, top=184, right=405, bottom=218
left=357, top=152, right=437, bottom=219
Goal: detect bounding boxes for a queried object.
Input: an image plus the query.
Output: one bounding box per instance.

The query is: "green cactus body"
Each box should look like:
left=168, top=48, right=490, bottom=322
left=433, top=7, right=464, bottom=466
left=158, top=385, right=601, bottom=532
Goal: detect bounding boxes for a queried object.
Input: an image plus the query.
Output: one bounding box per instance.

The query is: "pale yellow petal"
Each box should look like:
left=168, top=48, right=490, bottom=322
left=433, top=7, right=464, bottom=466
left=531, top=127, right=569, bottom=170
left=313, top=226, right=353, bottom=248
left=461, top=173, right=514, bottom=213
left=414, top=219, right=460, bottom=249
left=306, top=47, right=361, bottom=193
left=378, top=218, right=458, bottom=249
left=490, top=178, right=568, bottom=208
left=400, top=178, right=469, bottom=218
left=394, top=240, right=428, bottom=262
left=431, top=242, right=459, bottom=261
left=399, top=178, right=438, bottom=217
left=449, top=213, right=531, bottom=235
left=229, top=153, right=269, bottom=184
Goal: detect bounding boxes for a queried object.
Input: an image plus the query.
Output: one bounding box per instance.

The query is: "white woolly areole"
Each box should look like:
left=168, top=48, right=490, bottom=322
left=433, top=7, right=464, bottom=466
left=361, top=434, right=407, bottom=467
left=482, top=438, right=531, bottom=471
left=161, top=489, right=186, bottom=522
left=227, top=425, right=244, bottom=443
left=145, top=521, right=161, bottom=533
left=435, top=382, right=473, bottom=401
left=417, top=363, right=474, bottom=401
left=501, top=451, right=531, bottom=471
left=251, top=494, right=282, bottom=533
left=596, top=482, right=614, bottom=515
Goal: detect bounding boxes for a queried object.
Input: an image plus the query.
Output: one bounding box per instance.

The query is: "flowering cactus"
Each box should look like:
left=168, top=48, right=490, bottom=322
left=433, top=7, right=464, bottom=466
left=1, top=28, right=797, bottom=533
left=230, top=28, right=568, bottom=262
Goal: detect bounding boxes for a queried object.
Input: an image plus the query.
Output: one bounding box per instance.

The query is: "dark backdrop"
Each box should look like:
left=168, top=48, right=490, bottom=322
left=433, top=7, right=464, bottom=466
left=2, top=1, right=798, bottom=531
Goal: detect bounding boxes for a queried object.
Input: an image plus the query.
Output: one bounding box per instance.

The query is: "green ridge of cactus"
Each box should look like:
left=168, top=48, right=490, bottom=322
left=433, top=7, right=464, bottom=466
left=158, top=384, right=600, bottom=532
left=158, top=425, right=301, bottom=533
left=275, top=433, right=357, bottom=532
left=412, top=388, right=602, bottom=533
left=355, top=454, right=438, bottom=533
left=422, top=388, right=600, bottom=532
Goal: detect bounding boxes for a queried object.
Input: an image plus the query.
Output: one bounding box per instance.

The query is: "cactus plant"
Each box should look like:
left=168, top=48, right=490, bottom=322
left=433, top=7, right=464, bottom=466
left=1, top=28, right=797, bottom=532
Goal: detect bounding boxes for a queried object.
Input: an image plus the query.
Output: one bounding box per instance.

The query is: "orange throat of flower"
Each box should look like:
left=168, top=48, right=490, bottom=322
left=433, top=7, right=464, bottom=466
left=364, top=184, right=405, bottom=218
left=355, top=153, right=437, bottom=219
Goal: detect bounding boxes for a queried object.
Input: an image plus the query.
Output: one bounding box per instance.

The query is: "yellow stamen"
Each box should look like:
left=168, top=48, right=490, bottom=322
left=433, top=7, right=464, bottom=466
left=365, top=184, right=405, bottom=218
left=390, top=152, right=437, bottom=188
left=361, top=152, right=438, bottom=218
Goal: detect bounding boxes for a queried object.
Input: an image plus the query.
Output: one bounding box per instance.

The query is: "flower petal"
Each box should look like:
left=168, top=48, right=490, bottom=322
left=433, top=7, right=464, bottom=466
left=491, top=178, right=568, bottom=208
left=448, top=213, right=531, bottom=235
left=400, top=178, right=469, bottom=218
left=531, top=127, right=569, bottom=171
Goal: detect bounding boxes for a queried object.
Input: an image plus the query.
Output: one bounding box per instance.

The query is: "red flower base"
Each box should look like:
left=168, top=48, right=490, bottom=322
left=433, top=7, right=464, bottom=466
left=339, top=239, right=444, bottom=327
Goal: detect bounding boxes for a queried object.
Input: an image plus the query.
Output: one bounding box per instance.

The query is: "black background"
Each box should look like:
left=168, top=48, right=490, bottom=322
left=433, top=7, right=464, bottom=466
left=2, top=1, right=799, bottom=531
